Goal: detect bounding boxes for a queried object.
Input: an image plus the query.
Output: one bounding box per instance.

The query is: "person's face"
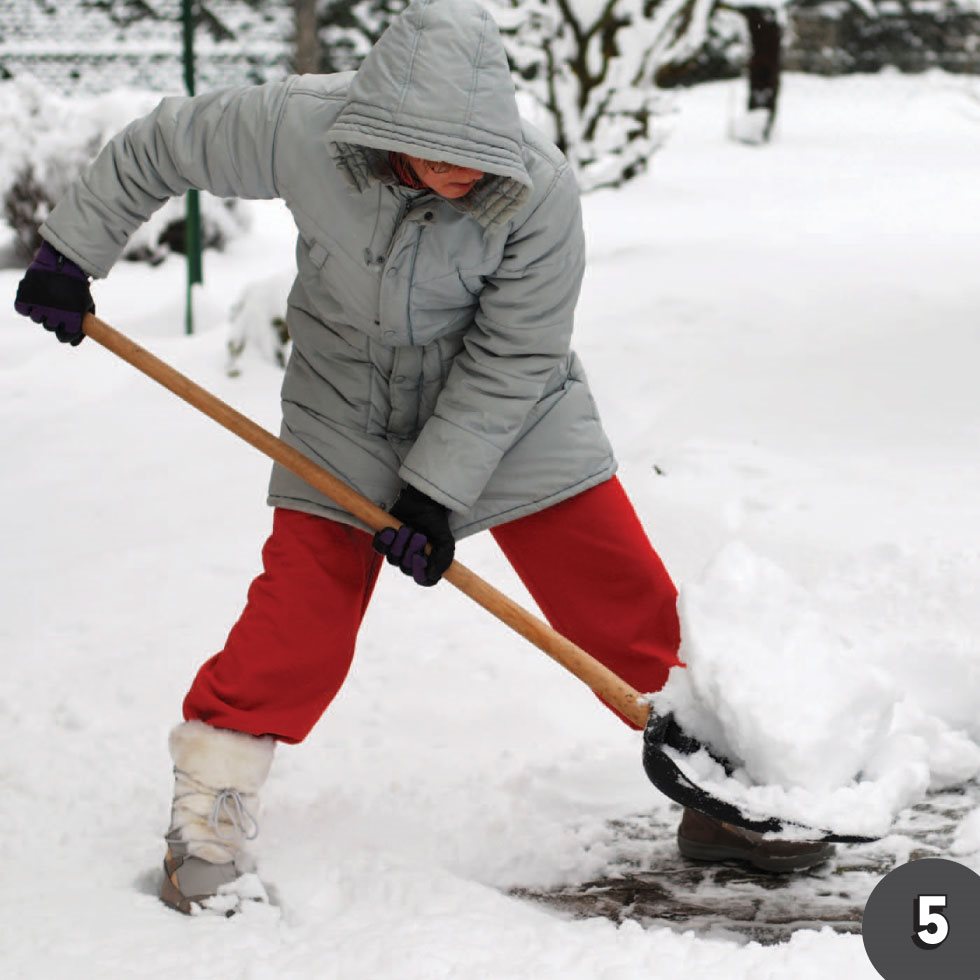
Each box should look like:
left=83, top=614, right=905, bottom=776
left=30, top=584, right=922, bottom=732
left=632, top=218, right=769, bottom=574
left=405, top=155, right=485, bottom=198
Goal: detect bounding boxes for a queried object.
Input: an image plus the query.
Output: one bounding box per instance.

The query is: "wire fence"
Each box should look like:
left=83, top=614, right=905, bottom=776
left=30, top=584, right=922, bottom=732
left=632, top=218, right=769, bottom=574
left=0, top=1, right=293, bottom=95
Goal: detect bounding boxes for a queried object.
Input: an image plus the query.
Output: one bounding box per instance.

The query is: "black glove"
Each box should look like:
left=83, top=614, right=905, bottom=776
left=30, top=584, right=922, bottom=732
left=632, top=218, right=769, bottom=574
left=14, top=242, right=95, bottom=346
left=373, top=485, right=455, bottom=586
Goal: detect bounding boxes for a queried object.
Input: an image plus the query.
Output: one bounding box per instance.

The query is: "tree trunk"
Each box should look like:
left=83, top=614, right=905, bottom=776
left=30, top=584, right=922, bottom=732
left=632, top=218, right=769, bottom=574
left=294, top=0, right=319, bottom=74
left=741, top=6, right=782, bottom=138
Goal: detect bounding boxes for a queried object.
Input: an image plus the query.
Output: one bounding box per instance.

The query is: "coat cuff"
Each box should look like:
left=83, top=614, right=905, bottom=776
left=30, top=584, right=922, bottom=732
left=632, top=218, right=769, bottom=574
left=399, top=415, right=504, bottom=513
left=38, top=225, right=105, bottom=279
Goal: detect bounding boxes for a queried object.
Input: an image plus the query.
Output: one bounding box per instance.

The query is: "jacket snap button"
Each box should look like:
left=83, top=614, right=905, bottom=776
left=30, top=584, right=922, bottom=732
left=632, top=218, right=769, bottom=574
left=424, top=211, right=434, bottom=221
left=387, top=267, right=398, bottom=278
left=384, top=329, right=396, bottom=339
left=373, top=319, right=380, bottom=326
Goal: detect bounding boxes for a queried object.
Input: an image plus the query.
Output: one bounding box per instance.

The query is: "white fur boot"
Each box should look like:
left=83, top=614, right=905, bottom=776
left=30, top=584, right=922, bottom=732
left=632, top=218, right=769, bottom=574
left=161, top=720, right=275, bottom=915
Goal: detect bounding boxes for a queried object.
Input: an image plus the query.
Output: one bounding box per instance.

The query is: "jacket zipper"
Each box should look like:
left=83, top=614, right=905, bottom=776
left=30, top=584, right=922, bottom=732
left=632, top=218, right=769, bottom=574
left=377, top=196, right=409, bottom=325
left=363, top=184, right=384, bottom=266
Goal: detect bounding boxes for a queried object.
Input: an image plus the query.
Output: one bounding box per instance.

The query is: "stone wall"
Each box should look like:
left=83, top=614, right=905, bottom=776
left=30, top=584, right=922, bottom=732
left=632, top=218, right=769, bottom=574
left=787, top=1, right=980, bottom=75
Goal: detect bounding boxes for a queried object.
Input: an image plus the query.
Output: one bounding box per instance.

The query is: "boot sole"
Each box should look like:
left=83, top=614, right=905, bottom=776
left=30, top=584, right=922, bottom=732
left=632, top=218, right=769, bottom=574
left=159, top=862, right=196, bottom=915
left=159, top=860, right=237, bottom=917
left=678, top=837, right=834, bottom=874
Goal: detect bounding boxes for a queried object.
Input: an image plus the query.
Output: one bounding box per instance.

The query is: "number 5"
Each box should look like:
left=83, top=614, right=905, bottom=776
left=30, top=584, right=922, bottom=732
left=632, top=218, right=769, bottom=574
left=913, top=894, right=949, bottom=948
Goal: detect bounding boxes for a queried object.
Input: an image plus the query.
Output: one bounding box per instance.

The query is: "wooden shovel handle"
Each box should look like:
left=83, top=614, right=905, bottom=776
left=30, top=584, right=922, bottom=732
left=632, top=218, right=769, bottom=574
left=82, top=314, right=651, bottom=728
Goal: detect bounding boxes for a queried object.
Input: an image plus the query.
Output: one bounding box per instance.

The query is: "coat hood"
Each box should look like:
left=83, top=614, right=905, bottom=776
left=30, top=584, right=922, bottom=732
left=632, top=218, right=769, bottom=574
left=327, top=0, right=532, bottom=229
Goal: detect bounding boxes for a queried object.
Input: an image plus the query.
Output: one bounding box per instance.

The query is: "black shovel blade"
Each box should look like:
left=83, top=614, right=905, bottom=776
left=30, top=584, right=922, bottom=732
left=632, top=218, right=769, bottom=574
left=642, top=712, right=878, bottom=845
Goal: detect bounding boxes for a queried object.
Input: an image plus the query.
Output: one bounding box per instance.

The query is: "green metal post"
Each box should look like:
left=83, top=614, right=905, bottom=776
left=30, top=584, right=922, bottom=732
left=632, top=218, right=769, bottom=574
left=182, top=0, right=203, bottom=335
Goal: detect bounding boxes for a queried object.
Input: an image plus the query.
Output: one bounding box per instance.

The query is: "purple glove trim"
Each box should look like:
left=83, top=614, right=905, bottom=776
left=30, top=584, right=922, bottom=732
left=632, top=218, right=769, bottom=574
left=31, top=241, right=89, bottom=281
left=375, top=528, right=397, bottom=551
left=372, top=485, right=455, bottom=586
left=410, top=554, right=430, bottom=587
left=373, top=524, right=444, bottom=585
left=384, top=526, right=429, bottom=573
left=17, top=303, right=83, bottom=335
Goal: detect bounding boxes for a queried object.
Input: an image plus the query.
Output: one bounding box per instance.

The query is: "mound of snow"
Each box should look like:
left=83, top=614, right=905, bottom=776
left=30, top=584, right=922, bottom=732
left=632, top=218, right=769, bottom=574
left=225, top=269, right=294, bottom=374
left=650, top=543, right=980, bottom=838
left=951, top=807, right=980, bottom=859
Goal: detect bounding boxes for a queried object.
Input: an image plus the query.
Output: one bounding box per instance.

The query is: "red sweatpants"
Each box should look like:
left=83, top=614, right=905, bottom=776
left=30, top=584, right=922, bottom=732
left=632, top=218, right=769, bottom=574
left=184, top=477, right=681, bottom=742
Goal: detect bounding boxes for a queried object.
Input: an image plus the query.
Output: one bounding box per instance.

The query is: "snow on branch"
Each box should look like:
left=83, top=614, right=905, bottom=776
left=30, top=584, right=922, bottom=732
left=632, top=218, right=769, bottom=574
left=488, top=0, right=722, bottom=189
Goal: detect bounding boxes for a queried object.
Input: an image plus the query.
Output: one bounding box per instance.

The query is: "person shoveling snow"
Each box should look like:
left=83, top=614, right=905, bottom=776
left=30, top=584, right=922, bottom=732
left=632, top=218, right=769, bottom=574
left=15, top=0, right=845, bottom=917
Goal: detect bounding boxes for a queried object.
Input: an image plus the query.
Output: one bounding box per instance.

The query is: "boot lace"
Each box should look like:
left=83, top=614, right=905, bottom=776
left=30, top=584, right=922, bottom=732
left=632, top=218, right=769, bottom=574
left=165, top=768, right=259, bottom=863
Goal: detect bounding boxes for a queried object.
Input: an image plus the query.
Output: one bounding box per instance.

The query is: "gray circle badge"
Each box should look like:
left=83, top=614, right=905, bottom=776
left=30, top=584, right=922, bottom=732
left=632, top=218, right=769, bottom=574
left=863, top=857, right=980, bottom=979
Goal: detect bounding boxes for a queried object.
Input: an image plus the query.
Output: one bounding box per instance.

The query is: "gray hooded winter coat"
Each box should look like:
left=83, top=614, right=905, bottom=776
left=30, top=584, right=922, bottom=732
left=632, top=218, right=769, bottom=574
left=41, top=0, right=616, bottom=536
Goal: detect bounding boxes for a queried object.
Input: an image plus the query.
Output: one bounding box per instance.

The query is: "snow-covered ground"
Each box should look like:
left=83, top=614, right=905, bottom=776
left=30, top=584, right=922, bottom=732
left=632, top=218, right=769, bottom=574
left=2, top=72, right=979, bottom=977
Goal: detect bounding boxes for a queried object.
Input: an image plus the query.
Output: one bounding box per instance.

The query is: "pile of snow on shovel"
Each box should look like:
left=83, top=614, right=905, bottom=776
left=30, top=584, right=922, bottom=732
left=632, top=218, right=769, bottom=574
left=650, top=542, right=980, bottom=839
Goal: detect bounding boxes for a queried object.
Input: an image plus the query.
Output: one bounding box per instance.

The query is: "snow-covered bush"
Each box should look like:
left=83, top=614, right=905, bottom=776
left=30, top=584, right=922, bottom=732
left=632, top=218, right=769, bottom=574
left=318, top=0, right=410, bottom=71
left=654, top=6, right=749, bottom=87
left=0, top=79, right=249, bottom=265
left=489, top=0, right=692, bottom=190
left=225, top=271, right=295, bottom=376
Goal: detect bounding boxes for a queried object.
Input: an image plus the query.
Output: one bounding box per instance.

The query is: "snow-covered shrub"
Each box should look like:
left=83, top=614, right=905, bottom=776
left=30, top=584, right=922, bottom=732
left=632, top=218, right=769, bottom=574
left=654, top=6, right=750, bottom=87
left=488, top=0, right=688, bottom=190
left=318, top=0, right=409, bottom=71
left=225, top=271, right=294, bottom=376
left=0, top=78, right=249, bottom=265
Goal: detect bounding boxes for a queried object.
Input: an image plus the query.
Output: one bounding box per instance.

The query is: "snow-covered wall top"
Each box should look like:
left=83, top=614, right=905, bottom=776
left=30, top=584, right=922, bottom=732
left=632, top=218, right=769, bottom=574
left=0, top=0, right=292, bottom=94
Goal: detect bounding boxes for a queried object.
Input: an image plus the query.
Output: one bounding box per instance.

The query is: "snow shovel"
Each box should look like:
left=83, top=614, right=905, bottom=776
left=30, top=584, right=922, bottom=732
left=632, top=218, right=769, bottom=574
left=80, top=313, right=874, bottom=845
